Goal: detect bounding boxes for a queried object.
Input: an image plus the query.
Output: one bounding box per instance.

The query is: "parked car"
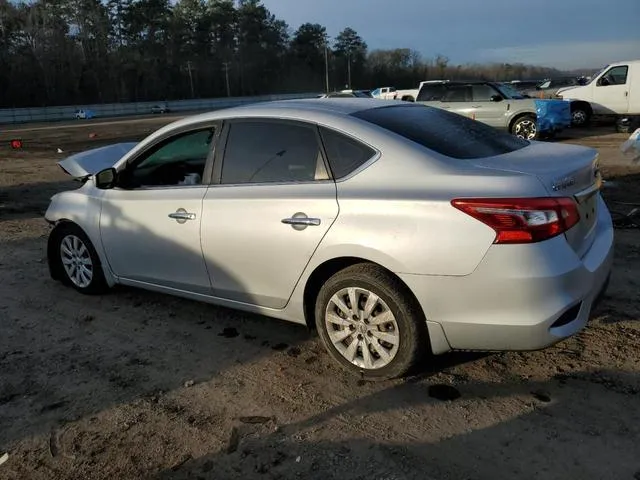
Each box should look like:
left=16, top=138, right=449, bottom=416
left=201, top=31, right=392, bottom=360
left=320, top=90, right=373, bottom=98
left=555, top=59, right=640, bottom=129
left=151, top=104, right=170, bottom=114
left=523, top=77, right=581, bottom=99
left=74, top=109, right=95, bottom=120
left=507, top=80, right=544, bottom=94
left=371, top=86, right=398, bottom=100
left=47, top=99, right=613, bottom=379
left=416, top=80, right=568, bottom=140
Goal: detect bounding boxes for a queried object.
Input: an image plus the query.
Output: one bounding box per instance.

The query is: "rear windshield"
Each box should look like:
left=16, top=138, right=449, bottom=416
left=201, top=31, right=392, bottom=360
left=351, top=105, right=529, bottom=159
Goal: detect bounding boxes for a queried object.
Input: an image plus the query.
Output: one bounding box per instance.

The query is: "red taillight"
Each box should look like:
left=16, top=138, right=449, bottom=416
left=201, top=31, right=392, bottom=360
left=451, top=197, right=580, bottom=244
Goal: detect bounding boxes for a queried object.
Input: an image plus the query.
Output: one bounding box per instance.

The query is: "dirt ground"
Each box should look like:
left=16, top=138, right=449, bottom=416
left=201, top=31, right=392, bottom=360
left=1, top=116, right=639, bottom=480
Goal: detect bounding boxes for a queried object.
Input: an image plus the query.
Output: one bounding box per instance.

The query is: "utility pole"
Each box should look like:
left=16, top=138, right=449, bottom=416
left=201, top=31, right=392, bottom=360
left=222, top=62, right=231, bottom=97
left=347, top=52, right=352, bottom=89
left=324, top=44, right=330, bottom=93
left=186, top=60, right=195, bottom=98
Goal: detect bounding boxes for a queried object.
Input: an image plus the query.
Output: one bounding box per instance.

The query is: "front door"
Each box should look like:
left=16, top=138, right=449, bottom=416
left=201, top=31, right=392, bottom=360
left=100, top=126, right=217, bottom=294
left=592, top=65, right=630, bottom=114
left=201, top=119, right=339, bottom=309
left=469, top=84, right=508, bottom=128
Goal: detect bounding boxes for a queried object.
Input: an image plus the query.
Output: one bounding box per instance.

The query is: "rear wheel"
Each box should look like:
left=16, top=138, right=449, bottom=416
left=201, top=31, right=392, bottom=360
left=511, top=115, right=538, bottom=140
left=314, top=264, right=427, bottom=380
left=48, top=223, right=108, bottom=294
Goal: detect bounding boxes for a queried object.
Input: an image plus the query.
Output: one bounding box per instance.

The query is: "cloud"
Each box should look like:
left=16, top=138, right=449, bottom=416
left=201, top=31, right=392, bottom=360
left=477, top=40, right=640, bottom=69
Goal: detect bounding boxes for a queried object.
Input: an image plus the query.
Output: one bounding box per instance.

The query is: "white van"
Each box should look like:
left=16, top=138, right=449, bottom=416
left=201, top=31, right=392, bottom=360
left=556, top=59, right=639, bottom=129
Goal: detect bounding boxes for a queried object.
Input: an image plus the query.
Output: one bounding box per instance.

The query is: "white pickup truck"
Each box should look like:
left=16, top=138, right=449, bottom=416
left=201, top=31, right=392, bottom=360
left=372, top=80, right=449, bottom=102
left=555, top=59, right=639, bottom=131
left=370, top=87, right=398, bottom=100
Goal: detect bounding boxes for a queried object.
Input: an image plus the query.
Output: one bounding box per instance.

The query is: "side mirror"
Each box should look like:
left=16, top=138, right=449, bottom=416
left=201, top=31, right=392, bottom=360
left=490, top=95, right=503, bottom=102
left=598, top=77, right=611, bottom=87
left=95, top=167, right=117, bottom=189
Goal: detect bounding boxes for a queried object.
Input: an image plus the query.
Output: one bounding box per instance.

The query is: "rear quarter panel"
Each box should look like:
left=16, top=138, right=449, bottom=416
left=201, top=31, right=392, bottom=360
left=308, top=145, right=548, bottom=277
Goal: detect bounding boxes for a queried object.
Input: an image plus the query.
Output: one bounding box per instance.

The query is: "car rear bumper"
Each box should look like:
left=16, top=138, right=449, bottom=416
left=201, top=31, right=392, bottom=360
left=399, top=196, right=614, bottom=353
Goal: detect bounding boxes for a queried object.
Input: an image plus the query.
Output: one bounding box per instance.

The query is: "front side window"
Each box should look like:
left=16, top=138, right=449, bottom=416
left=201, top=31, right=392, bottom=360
left=598, top=66, right=628, bottom=86
left=221, top=121, right=329, bottom=184
left=121, top=128, right=215, bottom=188
left=472, top=84, right=499, bottom=102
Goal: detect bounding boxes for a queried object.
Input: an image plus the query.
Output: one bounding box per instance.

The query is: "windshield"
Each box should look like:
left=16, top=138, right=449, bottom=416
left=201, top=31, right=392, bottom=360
left=495, top=83, right=526, bottom=99
left=586, top=65, right=609, bottom=85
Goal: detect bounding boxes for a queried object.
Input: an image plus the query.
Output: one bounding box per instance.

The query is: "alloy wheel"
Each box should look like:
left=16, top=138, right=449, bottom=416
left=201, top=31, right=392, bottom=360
left=60, top=234, right=93, bottom=288
left=514, top=119, right=537, bottom=140
left=324, top=287, right=400, bottom=370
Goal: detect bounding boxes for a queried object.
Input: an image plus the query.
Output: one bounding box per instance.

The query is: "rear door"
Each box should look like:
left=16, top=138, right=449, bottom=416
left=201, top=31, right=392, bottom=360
left=200, top=119, right=339, bottom=309
left=440, top=84, right=476, bottom=119
left=592, top=65, right=631, bottom=114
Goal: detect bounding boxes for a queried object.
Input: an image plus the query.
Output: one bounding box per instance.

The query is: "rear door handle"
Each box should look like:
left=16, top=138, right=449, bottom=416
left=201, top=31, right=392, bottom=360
left=282, top=217, right=321, bottom=226
left=282, top=212, right=321, bottom=230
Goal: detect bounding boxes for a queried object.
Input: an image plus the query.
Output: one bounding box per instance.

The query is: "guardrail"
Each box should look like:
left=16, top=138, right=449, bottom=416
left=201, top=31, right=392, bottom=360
left=0, top=92, right=322, bottom=125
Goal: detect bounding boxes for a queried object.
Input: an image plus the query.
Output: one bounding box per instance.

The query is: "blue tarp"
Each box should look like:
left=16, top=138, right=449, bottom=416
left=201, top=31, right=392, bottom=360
left=535, top=99, right=571, bottom=133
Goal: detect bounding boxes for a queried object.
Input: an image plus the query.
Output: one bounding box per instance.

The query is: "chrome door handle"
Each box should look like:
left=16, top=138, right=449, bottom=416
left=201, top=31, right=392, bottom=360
left=282, top=217, right=321, bottom=226
left=168, top=208, right=196, bottom=224
left=282, top=212, right=321, bottom=231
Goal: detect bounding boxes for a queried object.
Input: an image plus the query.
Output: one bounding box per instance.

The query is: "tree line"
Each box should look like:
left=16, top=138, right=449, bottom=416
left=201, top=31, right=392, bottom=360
left=0, top=0, right=573, bottom=108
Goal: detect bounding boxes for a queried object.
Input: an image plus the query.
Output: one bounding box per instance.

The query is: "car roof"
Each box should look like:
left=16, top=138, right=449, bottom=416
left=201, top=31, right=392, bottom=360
left=170, top=98, right=418, bottom=126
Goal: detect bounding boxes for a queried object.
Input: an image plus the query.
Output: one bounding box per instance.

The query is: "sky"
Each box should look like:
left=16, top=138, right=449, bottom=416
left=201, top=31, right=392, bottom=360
left=265, top=0, right=640, bottom=70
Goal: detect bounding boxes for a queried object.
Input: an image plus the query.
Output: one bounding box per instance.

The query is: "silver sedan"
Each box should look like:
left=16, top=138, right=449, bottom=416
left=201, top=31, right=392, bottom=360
left=45, top=99, right=613, bottom=379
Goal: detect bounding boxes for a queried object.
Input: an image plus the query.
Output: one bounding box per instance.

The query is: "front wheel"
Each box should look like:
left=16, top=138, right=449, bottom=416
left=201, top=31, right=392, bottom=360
left=511, top=115, right=538, bottom=140
left=48, top=223, right=108, bottom=295
left=571, top=107, right=590, bottom=127
left=315, top=264, right=428, bottom=380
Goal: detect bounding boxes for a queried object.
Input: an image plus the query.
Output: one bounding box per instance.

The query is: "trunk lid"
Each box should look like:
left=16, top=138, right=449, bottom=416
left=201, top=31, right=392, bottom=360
left=58, top=142, right=138, bottom=179
left=472, top=141, right=601, bottom=257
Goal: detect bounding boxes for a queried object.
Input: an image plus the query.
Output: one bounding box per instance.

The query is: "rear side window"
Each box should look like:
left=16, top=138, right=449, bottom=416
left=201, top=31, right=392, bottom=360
left=320, top=127, right=376, bottom=179
left=221, top=121, right=328, bottom=184
left=351, top=105, right=529, bottom=160
left=417, top=84, right=446, bottom=102
left=442, top=85, right=472, bottom=102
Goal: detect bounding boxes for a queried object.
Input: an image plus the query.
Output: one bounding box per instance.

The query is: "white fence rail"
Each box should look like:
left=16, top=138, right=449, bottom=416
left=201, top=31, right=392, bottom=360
left=0, top=92, right=321, bottom=125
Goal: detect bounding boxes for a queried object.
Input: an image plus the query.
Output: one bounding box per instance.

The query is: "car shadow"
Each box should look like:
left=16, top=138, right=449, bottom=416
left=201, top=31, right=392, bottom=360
left=0, top=194, right=306, bottom=444
left=151, top=369, right=640, bottom=480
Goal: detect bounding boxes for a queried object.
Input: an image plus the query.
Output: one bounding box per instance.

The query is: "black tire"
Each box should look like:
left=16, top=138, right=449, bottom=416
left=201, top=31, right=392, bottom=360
left=571, top=106, right=590, bottom=127
left=402, top=96, right=415, bottom=102
left=48, top=223, right=108, bottom=295
left=510, top=114, right=538, bottom=140
left=616, top=116, right=640, bottom=134
left=314, top=263, right=428, bottom=380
